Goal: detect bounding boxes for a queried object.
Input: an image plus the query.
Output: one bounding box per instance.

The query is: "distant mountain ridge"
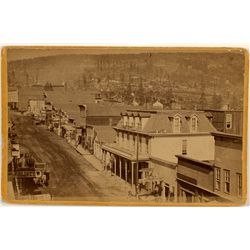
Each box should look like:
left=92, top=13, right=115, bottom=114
left=8, top=52, right=245, bottom=102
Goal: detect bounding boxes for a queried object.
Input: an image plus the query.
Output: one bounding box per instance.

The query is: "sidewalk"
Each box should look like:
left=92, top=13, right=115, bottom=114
left=51, top=131, right=136, bottom=198
left=73, top=144, right=134, bottom=195
left=74, top=145, right=103, bottom=171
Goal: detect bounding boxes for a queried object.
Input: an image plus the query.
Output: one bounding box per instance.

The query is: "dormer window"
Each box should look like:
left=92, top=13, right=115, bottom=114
left=138, top=117, right=142, bottom=130
left=123, top=116, right=128, bottom=127
left=173, top=115, right=181, bottom=133
left=190, top=115, right=198, bottom=132
left=132, top=117, right=135, bottom=127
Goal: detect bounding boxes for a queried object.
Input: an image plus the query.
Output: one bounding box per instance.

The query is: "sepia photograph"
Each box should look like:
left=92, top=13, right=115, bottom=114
left=1, top=46, right=248, bottom=205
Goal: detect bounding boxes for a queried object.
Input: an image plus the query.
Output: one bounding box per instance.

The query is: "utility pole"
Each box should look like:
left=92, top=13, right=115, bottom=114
left=59, top=108, right=62, bottom=137
left=135, top=132, right=139, bottom=197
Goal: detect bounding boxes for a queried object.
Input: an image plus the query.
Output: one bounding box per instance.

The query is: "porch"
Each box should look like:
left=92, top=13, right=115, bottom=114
left=102, top=144, right=150, bottom=191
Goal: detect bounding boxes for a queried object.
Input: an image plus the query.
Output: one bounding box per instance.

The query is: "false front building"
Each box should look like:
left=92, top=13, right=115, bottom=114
left=102, top=109, right=216, bottom=200
left=176, top=132, right=243, bottom=203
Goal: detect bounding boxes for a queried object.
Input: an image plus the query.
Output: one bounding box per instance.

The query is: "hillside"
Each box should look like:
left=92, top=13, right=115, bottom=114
left=8, top=51, right=245, bottom=109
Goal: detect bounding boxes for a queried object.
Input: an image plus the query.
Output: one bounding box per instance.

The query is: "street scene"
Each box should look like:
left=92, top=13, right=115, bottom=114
left=6, top=47, right=246, bottom=204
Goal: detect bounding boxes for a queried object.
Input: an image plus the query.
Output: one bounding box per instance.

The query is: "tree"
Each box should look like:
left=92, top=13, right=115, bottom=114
left=137, top=77, right=145, bottom=105
left=124, top=75, right=133, bottom=104
left=199, top=91, right=208, bottom=110
left=230, top=93, right=239, bottom=110
left=212, top=94, right=222, bottom=109
left=165, top=87, right=175, bottom=106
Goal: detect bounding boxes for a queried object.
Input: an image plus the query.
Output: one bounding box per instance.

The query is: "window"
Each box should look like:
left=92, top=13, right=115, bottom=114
left=132, top=134, right=135, bottom=148
left=139, top=136, right=142, bottom=152
left=173, top=115, right=181, bottom=133
left=215, top=167, right=221, bottom=190
left=224, top=170, right=230, bottom=193
left=146, top=137, right=149, bottom=153
left=225, top=114, right=232, bottom=129
left=190, top=115, right=198, bottom=132
left=237, top=173, right=242, bottom=196
left=122, top=132, right=124, bottom=143
left=127, top=133, right=129, bottom=147
left=138, top=118, right=142, bottom=130
left=132, top=117, right=135, bottom=127
left=123, top=116, right=127, bottom=127
left=182, top=139, right=187, bottom=155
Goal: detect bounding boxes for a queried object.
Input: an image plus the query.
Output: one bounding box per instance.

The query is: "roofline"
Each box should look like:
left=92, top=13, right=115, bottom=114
left=176, top=155, right=214, bottom=167
left=102, top=144, right=150, bottom=161
left=126, top=109, right=158, bottom=114
left=126, top=109, right=208, bottom=113
left=149, top=132, right=213, bottom=137
left=114, top=127, right=213, bottom=137
left=202, top=109, right=243, bottom=112
left=150, top=156, right=176, bottom=168
left=211, top=132, right=242, bottom=140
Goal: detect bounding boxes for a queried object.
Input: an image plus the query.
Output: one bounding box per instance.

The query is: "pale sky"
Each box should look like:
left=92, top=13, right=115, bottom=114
left=7, top=47, right=154, bottom=61
left=7, top=47, right=243, bottom=62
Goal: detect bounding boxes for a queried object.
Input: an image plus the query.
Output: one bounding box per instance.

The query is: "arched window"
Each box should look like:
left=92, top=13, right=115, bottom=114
left=190, top=115, right=198, bottom=132
left=173, top=115, right=181, bottom=133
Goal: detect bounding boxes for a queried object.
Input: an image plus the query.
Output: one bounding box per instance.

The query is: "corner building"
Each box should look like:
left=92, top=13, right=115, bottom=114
left=102, top=109, right=216, bottom=200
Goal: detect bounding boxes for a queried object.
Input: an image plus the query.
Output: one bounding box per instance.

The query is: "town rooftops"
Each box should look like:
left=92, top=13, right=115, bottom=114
left=78, top=103, right=135, bottom=117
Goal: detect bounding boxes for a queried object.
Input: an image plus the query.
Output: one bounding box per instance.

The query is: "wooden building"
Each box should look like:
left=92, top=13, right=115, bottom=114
left=177, top=155, right=224, bottom=203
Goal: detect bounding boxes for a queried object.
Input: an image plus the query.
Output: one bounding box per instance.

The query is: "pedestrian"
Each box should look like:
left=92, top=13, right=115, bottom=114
left=154, top=183, right=160, bottom=196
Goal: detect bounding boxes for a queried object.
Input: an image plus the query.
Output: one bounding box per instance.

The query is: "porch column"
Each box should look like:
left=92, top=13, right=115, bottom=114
left=119, top=158, right=122, bottom=179
left=161, top=181, right=166, bottom=201
left=104, top=151, right=107, bottom=171
left=131, top=162, right=134, bottom=188
left=102, top=150, right=105, bottom=170
left=125, top=160, right=128, bottom=182
left=114, top=156, right=117, bottom=175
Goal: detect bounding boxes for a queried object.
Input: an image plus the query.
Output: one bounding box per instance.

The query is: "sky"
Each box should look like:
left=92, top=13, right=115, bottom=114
left=6, top=47, right=154, bottom=61
left=6, top=47, right=245, bottom=62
